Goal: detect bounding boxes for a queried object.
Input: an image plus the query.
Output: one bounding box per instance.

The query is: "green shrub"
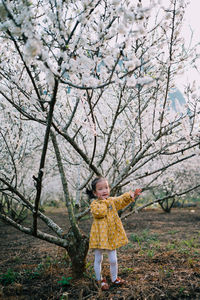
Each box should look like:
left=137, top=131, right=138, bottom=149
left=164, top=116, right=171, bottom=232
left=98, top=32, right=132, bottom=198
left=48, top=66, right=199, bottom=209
left=0, top=269, right=19, bottom=285
left=58, top=276, right=72, bottom=286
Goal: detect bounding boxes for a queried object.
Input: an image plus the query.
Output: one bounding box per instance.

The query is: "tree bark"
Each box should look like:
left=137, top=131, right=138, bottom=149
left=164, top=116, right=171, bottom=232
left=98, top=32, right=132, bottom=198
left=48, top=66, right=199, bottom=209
left=64, top=227, right=89, bottom=277
left=51, top=131, right=89, bottom=276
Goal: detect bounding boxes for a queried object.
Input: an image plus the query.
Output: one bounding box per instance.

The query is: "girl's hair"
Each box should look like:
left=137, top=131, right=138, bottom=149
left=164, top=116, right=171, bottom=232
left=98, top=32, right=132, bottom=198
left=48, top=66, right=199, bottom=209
left=86, top=177, right=106, bottom=199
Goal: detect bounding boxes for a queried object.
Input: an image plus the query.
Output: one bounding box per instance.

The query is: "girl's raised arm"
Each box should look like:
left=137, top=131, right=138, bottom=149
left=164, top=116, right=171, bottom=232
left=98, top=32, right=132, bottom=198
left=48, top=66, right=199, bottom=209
left=113, top=189, right=142, bottom=211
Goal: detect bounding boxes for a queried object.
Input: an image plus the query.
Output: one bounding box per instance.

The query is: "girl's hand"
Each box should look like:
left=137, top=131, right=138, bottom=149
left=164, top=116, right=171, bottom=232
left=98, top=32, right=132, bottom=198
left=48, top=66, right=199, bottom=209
left=129, top=189, right=142, bottom=200
left=134, top=188, right=142, bottom=198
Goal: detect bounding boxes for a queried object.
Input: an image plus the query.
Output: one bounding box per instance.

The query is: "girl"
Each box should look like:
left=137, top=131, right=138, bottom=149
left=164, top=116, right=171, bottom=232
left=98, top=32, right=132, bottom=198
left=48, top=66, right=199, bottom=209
left=87, top=177, right=142, bottom=291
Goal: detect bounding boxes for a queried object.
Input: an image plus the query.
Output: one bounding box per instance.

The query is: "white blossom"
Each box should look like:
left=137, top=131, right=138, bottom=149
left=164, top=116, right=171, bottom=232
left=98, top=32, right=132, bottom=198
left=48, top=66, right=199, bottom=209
left=24, top=38, right=41, bottom=60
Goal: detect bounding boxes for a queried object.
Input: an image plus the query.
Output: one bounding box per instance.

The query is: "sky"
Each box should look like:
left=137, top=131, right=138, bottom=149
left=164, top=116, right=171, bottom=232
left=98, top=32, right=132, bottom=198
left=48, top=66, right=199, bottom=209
left=178, top=0, right=200, bottom=89
left=184, top=0, right=200, bottom=39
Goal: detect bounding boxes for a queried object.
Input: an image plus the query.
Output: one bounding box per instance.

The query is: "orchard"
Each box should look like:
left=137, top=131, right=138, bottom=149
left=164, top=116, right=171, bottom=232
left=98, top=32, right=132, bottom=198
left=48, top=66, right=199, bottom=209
left=0, top=0, right=200, bottom=298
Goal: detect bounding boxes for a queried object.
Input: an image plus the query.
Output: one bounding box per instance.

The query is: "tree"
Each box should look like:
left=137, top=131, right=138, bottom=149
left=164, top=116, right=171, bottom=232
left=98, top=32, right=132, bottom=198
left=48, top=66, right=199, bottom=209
left=0, top=0, right=200, bottom=276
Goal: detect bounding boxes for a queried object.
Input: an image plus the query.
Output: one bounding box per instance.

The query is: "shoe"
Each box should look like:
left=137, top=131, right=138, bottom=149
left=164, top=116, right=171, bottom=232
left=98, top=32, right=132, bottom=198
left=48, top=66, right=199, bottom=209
left=100, top=278, right=109, bottom=291
left=112, top=277, right=125, bottom=285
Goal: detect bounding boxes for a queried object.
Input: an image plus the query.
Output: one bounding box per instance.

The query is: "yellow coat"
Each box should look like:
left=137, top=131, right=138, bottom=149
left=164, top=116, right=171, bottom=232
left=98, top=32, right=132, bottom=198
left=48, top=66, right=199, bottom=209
left=89, top=192, right=134, bottom=250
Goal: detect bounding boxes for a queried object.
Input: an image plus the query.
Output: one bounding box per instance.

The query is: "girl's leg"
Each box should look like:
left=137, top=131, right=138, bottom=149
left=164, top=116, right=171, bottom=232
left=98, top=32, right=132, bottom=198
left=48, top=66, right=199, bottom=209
left=94, top=249, right=103, bottom=281
left=107, top=249, right=118, bottom=282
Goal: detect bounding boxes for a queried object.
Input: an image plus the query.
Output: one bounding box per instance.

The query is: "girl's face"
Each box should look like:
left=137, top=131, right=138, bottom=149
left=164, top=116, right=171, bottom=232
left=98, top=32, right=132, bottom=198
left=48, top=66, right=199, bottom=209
left=94, top=179, right=110, bottom=200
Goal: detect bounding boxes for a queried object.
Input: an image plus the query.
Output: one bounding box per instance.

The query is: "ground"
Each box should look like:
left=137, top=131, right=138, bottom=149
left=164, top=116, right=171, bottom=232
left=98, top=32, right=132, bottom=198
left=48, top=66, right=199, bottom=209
left=0, top=206, right=199, bottom=300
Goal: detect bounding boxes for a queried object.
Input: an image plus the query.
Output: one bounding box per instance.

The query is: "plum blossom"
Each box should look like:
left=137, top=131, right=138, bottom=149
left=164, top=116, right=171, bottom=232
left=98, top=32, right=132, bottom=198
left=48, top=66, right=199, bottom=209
left=24, top=38, right=41, bottom=60
left=136, top=76, right=154, bottom=86
left=0, top=0, right=199, bottom=208
left=112, top=0, right=121, bottom=6
left=126, top=76, right=136, bottom=87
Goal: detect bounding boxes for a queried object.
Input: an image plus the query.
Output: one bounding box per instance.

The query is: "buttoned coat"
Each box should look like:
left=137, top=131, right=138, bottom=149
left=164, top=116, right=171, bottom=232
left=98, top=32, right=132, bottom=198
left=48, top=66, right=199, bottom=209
left=89, top=192, right=134, bottom=250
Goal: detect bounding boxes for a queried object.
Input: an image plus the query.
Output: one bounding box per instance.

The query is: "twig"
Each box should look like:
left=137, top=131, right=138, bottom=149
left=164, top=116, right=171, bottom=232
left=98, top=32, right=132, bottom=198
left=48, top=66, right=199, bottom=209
left=122, top=183, right=200, bottom=220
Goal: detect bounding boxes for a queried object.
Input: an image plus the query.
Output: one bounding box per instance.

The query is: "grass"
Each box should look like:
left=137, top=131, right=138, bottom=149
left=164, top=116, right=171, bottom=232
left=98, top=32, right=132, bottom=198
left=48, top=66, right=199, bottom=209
left=1, top=207, right=200, bottom=300
left=0, top=265, right=44, bottom=286
left=165, top=234, right=200, bottom=254
left=127, top=229, right=160, bottom=256
left=167, top=229, right=180, bottom=235
left=158, top=266, right=174, bottom=279
left=120, top=230, right=159, bottom=259
left=121, top=267, right=134, bottom=274
left=0, top=269, right=19, bottom=285
left=0, top=255, right=65, bottom=286
left=129, top=229, right=159, bottom=244
left=57, top=276, right=72, bottom=287
left=122, top=228, right=200, bottom=262
left=166, top=242, right=176, bottom=250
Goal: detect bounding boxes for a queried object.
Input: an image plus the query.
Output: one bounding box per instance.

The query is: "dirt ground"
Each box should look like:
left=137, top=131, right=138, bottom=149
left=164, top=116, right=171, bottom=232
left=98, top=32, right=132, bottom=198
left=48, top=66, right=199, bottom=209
left=0, top=206, right=200, bottom=300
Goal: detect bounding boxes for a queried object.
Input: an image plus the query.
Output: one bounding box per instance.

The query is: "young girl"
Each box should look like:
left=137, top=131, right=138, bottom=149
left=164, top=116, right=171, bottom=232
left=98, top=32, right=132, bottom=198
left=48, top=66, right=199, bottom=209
left=87, top=177, right=142, bottom=291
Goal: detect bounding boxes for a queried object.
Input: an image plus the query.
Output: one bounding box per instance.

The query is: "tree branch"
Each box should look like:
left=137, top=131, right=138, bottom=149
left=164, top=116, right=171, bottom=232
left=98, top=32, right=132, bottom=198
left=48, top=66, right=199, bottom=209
left=33, top=80, right=59, bottom=235
left=121, top=182, right=200, bottom=220
left=0, top=213, right=68, bottom=248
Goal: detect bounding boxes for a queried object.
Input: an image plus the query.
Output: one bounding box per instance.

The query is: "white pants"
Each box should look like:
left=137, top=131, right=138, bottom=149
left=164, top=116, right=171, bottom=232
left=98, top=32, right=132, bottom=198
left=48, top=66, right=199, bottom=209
left=94, top=249, right=118, bottom=282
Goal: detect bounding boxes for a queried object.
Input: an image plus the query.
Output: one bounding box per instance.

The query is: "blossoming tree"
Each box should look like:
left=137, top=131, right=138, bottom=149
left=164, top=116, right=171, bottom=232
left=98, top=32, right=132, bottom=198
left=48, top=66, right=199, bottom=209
left=0, top=0, right=200, bottom=275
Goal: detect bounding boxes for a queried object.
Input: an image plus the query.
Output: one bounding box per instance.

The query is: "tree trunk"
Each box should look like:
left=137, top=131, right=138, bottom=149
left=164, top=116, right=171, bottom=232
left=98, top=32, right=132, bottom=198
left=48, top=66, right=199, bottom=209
left=51, top=131, right=89, bottom=276
left=159, top=197, right=176, bottom=213
left=65, top=227, right=89, bottom=277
